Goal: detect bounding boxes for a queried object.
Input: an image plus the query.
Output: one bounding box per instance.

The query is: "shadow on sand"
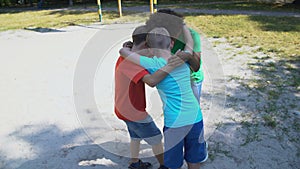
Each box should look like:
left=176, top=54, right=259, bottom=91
left=2, top=124, right=157, bottom=169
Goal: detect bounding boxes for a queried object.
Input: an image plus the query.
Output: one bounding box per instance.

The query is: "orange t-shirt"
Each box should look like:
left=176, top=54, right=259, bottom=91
left=114, top=56, right=149, bottom=121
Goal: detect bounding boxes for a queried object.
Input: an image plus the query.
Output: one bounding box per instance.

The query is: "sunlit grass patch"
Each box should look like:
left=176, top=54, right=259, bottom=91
left=185, top=14, right=300, bottom=58
left=0, top=9, right=149, bottom=31
left=181, top=1, right=300, bottom=13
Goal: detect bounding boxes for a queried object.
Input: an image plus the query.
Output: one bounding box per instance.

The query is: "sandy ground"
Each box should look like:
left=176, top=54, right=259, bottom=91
left=0, top=23, right=299, bottom=169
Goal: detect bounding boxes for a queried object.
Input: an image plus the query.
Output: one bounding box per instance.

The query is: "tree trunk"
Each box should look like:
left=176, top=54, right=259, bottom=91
left=69, top=0, right=73, bottom=6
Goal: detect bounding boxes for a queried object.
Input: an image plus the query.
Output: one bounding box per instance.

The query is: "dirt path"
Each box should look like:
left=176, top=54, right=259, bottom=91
left=0, top=22, right=228, bottom=169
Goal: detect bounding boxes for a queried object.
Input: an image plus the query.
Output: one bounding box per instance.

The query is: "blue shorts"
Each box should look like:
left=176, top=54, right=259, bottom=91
left=124, top=119, right=162, bottom=146
left=163, top=121, right=206, bottom=169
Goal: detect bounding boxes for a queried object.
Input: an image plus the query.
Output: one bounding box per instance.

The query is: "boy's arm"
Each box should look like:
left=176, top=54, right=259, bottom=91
left=181, top=25, right=200, bottom=72
left=119, top=46, right=183, bottom=87
left=194, top=51, right=201, bottom=66
left=169, top=50, right=200, bottom=72
left=183, top=24, right=194, bottom=54
left=119, top=46, right=141, bottom=65
left=119, top=47, right=184, bottom=87
left=142, top=51, right=185, bottom=87
left=142, top=65, right=172, bottom=87
left=190, top=28, right=202, bottom=71
left=185, top=51, right=200, bottom=72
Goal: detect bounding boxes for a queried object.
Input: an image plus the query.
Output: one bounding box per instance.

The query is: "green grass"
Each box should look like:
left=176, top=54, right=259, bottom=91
left=75, top=0, right=300, bottom=13
left=112, top=1, right=148, bottom=7
left=99, top=0, right=300, bottom=13
left=262, top=114, right=277, bottom=128
left=0, top=10, right=148, bottom=31
left=169, top=1, right=300, bottom=13
left=185, top=14, right=300, bottom=58
left=0, top=10, right=96, bottom=31
left=84, top=0, right=245, bottom=8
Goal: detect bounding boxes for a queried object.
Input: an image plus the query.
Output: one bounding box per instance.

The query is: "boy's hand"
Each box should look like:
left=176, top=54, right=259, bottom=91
left=175, top=49, right=193, bottom=62
left=123, top=41, right=133, bottom=48
left=167, top=54, right=185, bottom=68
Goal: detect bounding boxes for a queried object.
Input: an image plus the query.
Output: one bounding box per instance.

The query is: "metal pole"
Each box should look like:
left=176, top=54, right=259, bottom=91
left=97, top=0, right=102, bottom=22
left=150, top=0, right=154, bottom=13
left=153, top=0, right=157, bottom=13
left=118, top=0, right=122, bottom=17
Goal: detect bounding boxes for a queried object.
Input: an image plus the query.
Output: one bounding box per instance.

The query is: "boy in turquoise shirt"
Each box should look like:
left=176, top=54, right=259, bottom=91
left=119, top=27, right=207, bottom=169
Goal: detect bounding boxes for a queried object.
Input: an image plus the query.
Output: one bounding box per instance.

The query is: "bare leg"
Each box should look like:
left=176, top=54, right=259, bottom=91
left=152, top=142, right=164, bottom=165
left=187, top=162, right=201, bottom=169
left=130, top=139, right=141, bottom=163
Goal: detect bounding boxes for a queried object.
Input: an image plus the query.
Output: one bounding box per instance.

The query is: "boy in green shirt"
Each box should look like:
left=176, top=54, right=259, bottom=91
left=158, top=9, right=204, bottom=103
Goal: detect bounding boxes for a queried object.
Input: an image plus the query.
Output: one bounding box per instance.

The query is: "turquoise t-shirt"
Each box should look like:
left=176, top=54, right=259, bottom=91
left=171, top=28, right=204, bottom=83
left=140, top=56, right=202, bottom=128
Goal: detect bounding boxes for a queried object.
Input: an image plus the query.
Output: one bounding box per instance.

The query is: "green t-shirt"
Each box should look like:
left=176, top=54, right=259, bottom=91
left=171, top=28, right=204, bottom=83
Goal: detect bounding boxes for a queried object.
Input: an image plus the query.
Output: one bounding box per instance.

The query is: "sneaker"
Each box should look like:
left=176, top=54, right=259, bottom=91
left=128, top=159, right=152, bottom=169
left=157, top=165, right=168, bottom=169
left=200, top=141, right=208, bottom=163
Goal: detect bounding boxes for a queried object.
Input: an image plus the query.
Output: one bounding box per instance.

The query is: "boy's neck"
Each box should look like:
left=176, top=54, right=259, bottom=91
left=151, top=48, right=171, bottom=60
left=131, top=45, right=140, bottom=52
